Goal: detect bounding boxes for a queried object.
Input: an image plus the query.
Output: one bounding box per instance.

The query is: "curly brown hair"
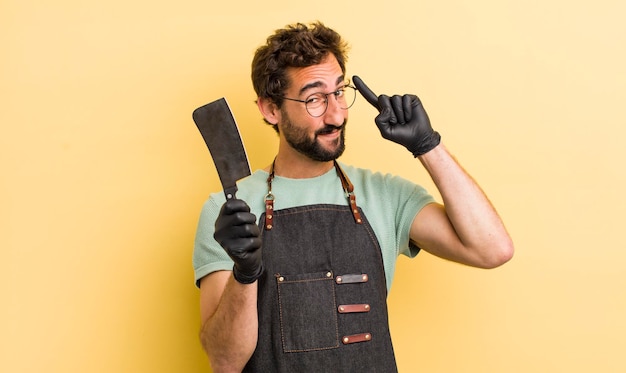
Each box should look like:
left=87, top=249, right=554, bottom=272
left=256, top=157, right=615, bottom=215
left=251, top=21, right=350, bottom=131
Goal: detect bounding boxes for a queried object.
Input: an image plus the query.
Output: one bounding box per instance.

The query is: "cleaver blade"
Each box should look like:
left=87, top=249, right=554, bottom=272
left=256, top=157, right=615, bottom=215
left=192, top=97, right=251, bottom=200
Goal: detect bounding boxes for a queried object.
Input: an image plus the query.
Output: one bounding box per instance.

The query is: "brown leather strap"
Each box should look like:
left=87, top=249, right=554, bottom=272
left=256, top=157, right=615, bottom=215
left=264, top=193, right=274, bottom=230
left=334, top=161, right=363, bottom=224
left=338, top=304, right=371, bottom=313
left=342, top=333, right=372, bottom=345
left=264, top=161, right=276, bottom=230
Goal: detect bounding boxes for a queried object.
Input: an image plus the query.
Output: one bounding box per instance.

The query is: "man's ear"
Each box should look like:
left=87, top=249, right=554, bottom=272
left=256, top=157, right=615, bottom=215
left=257, top=97, right=280, bottom=125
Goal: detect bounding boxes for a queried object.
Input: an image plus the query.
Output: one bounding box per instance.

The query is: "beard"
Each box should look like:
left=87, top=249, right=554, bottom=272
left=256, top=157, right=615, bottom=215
left=280, top=110, right=347, bottom=162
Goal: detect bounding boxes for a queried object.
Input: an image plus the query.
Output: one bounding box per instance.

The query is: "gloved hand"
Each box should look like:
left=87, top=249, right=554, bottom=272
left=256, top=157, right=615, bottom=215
left=213, top=198, right=263, bottom=284
left=353, top=75, right=441, bottom=157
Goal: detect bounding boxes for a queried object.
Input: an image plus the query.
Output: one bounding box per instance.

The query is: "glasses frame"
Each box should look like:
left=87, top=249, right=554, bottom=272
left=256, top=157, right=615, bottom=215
left=279, top=83, right=357, bottom=118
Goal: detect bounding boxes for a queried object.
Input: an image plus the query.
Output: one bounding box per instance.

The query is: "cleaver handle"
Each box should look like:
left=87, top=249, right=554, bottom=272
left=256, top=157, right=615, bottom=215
left=224, top=185, right=237, bottom=200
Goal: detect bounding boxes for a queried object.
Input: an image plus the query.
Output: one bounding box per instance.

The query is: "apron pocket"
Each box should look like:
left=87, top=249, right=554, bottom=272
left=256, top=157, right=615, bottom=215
left=276, top=271, right=339, bottom=352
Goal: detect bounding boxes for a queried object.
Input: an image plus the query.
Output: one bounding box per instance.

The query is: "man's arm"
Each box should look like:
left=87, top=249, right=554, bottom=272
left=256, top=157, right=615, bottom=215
left=410, top=144, right=513, bottom=268
left=199, top=271, right=258, bottom=372
left=199, top=198, right=264, bottom=371
left=352, top=75, right=513, bottom=267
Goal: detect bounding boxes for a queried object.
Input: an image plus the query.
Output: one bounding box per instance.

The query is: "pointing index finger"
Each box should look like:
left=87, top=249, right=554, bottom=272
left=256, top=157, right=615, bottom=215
left=352, top=75, right=380, bottom=111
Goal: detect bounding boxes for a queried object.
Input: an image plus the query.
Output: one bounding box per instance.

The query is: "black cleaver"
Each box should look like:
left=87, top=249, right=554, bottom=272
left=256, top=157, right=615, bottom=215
left=192, top=97, right=251, bottom=200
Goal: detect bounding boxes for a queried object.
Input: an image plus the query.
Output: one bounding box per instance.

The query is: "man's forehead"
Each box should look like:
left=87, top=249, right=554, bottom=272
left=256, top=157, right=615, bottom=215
left=286, top=58, right=345, bottom=94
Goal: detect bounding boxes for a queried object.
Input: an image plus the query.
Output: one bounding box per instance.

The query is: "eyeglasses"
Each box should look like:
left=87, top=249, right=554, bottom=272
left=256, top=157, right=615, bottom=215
left=280, top=84, right=357, bottom=117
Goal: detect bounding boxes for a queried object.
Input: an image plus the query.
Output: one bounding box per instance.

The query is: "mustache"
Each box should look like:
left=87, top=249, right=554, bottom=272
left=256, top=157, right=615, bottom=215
left=315, top=122, right=347, bottom=136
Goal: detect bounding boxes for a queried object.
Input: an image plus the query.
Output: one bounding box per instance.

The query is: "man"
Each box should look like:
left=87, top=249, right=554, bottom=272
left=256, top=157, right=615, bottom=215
left=193, top=22, right=513, bottom=372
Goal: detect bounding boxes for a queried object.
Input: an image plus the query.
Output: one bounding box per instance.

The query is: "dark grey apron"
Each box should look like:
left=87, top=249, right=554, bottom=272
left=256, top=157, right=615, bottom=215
left=243, top=162, right=398, bottom=372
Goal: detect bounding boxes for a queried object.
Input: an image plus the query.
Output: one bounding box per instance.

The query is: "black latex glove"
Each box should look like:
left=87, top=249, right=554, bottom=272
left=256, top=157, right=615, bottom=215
left=353, top=75, right=441, bottom=157
left=213, top=198, right=263, bottom=284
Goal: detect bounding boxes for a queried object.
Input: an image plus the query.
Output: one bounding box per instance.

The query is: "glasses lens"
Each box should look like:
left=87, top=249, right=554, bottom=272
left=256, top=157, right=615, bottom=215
left=305, top=93, right=327, bottom=117
left=339, top=86, right=357, bottom=110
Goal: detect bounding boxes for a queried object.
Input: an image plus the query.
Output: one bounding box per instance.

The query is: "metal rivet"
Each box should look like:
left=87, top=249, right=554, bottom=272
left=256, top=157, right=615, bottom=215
left=365, top=334, right=371, bottom=340
left=339, top=306, right=345, bottom=312
left=267, top=214, right=272, bottom=219
left=365, top=304, right=370, bottom=310
left=266, top=224, right=272, bottom=229
left=278, top=276, right=284, bottom=282
left=357, top=219, right=362, bottom=223
left=362, top=274, right=368, bottom=281
left=336, top=276, right=342, bottom=283
left=326, top=272, right=332, bottom=278
left=343, top=337, right=349, bottom=343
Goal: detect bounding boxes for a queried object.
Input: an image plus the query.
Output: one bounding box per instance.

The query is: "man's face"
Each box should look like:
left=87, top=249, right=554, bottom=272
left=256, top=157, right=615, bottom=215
left=277, top=54, right=348, bottom=162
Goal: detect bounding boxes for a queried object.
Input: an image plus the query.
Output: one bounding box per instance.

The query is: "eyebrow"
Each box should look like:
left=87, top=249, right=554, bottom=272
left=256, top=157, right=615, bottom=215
left=298, top=75, right=345, bottom=96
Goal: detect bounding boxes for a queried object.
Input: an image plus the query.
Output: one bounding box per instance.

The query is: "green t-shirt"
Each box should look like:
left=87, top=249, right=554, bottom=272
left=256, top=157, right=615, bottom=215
left=193, top=162, right=435, bottom=291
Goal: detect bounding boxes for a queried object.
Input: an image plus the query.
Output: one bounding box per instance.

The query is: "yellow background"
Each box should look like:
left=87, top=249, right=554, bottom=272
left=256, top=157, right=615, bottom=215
left=2, top=0, right=625, bottom=372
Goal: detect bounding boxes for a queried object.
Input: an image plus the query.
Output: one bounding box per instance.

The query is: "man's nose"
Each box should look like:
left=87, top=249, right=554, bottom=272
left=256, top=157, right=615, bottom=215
left=324, top=95, right=346, bottom=124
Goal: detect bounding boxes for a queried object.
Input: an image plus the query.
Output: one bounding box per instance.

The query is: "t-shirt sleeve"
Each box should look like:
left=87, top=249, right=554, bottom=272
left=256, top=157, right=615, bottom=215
left=399, top=183, right=436, bottom=258
left=384, top=174, right=436, bottom=258
left=192, top=194, right=234, bottom=287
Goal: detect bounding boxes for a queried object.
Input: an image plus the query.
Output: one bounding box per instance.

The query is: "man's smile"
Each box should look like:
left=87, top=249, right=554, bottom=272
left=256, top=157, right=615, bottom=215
left=315, top=125, right=343, bottom=140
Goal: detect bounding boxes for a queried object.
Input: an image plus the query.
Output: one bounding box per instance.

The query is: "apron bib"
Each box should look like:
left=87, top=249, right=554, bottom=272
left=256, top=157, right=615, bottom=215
left=243, top=162, right=398, bottom=372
